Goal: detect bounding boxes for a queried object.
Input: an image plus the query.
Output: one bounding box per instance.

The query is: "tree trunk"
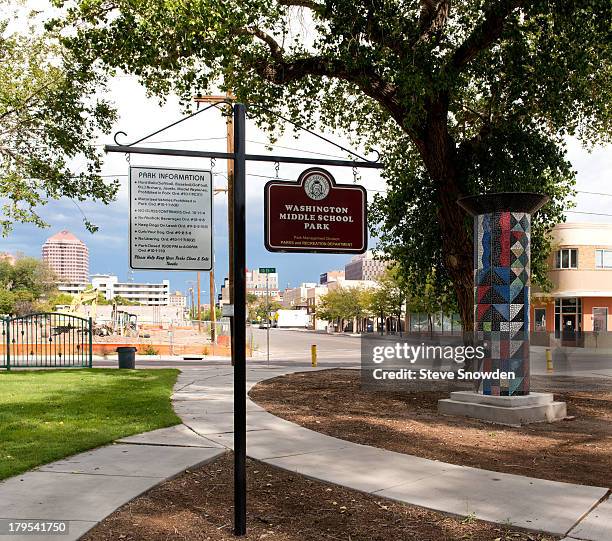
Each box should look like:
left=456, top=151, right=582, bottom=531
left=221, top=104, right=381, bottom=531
left=419, top=97, right=474, bottom=332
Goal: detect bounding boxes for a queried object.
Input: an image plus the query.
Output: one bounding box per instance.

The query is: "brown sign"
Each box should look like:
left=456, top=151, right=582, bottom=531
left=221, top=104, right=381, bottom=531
left=264, top=168, right=367, bottom=254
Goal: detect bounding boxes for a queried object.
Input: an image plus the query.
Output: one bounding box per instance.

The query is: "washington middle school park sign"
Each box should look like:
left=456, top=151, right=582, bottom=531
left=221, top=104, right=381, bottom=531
left=264, top=167, right=367, bottom=254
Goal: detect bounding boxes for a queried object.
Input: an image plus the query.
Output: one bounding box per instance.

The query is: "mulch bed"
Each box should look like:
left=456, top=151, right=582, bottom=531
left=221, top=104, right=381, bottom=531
left=83, top=452, right=558, bottom=541
left=249, top=369, right=612, bottom=488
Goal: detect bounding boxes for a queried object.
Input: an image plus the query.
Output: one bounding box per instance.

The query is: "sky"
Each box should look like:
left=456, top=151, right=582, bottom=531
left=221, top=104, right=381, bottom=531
left=2, top=65, right=611, bottom=302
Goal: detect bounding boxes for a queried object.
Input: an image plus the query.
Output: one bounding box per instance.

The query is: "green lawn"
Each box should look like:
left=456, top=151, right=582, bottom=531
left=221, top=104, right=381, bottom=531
left=0, top=369, right=181, bottom=480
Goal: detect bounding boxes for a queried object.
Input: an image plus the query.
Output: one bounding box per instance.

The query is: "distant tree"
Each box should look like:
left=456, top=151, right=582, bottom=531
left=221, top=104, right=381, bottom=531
left=318, top=287, right=370, bottom=332
left=317, top=288, right=345, bottom=331
left=0, top=2, right=118, bottom=234
left=0, top=289, right=14, bottom=314
left=405, top=269, right=458, bottom=336
left=0, top=257, right=57, bottom=303
left=246, top=293, right=259, bottom=321
left=365, top=285, right=389, bottom=335
left=255, top=299, right=282, bottom=322
left=199, top=306, right=222, bottom=321
left=372, top=268, right=406, bottom=335
left=113, top=295, right=140, bottom=306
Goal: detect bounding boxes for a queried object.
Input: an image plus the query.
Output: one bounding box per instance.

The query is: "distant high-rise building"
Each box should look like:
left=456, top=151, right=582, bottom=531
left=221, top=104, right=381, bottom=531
left=91, top=274, right=170, bottom=306
left=246, top=268, right=279, bottom=298
left=344, top=251, right=389, bottom=281
left=320, top=270, right=345, bottom=284
left=42, top=230, right=89, bottom=284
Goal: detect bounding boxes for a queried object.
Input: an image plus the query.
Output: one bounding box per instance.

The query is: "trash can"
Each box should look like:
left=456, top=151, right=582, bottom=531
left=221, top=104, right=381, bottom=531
left=116, top=347, right=137, bottom=369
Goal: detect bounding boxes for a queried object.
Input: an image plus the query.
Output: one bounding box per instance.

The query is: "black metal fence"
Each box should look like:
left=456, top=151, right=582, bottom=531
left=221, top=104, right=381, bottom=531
left=0, top=313, right=93, bottom=370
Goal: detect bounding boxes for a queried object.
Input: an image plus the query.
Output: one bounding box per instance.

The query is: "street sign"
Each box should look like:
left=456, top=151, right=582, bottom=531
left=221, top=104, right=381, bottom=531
left=258, top=267, right=276, bottom=273
left=129, top=166, right=213, bottom=271
left=264, top=167, right=367, bottom=254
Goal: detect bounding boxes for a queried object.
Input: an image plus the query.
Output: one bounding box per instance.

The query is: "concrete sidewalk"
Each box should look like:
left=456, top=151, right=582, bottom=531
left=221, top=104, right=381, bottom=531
left=174, top=364, right=611, bottom=541
left=0, top=425, right=224, bottom=540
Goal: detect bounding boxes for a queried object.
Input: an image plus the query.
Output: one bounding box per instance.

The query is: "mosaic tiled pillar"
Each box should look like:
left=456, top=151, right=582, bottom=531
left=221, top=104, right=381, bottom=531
left=458, top=193, right=549, bottom=396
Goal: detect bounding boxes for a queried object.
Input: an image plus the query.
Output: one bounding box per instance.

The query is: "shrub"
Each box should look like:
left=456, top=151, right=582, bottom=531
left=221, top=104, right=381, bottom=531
left=142, top=344, right=159, bottom=355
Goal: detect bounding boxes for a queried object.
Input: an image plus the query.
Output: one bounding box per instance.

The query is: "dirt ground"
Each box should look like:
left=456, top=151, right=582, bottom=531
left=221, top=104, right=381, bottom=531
left=249, top=369, right=612, bottom=488
left=83, top=452, right=559, bottom=541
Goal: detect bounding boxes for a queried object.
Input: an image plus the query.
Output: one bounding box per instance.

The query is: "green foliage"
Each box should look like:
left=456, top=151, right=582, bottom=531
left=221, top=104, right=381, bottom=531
left=0, top=289, right=15, bottom=314
left=317, top=286, right=371, bottom=330
left=95, top=292, right=112, bottom=305
left=247, top=293, right=259, bottom=321
left=48, top=292, right=75, bottom=308
left=192, top=306, right=222, bottom=320
left=113, top=295, right=140, bottom=306
left=141, top=344, right=159, bottom=355
left=0, top=256, right=57, bottom=314
left=0, top=369, right=180, bottom=479
left=0, top=2, right=119, bottom=235
left=52, top=0, right=612, bottom=326
left=255, top=298, right=282, bottom=321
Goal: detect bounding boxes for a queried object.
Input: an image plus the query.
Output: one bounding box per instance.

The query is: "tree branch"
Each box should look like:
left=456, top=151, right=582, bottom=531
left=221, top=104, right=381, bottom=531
left=450, top=0, right=524, bottom=70
left=242, top=27, right=285, bottom=61
left=277, top=0, right=323, bottom=12
left=253, top=54, right=423, bottom=144
left=234, top=21, right=423, bottom=145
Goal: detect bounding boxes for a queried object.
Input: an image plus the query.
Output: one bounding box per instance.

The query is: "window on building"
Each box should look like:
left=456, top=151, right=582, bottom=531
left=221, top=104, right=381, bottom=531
left=595, top=249, right=612, bottom=269
left=555, top=248, right=578, bottom=269
left=534, top=308, right=546, bottom=332
left=593, top=308, right=608, bottom=332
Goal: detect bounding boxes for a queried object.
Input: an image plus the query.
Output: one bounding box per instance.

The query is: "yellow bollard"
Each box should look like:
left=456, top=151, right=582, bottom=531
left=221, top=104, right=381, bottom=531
left=546, top=348, right=553, bottom=372
left=311, top=344, right=317, bottom=367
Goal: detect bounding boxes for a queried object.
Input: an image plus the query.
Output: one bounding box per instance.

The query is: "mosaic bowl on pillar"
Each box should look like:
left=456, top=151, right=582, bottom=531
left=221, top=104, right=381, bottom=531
left=457, top=192, right=549, bottom=396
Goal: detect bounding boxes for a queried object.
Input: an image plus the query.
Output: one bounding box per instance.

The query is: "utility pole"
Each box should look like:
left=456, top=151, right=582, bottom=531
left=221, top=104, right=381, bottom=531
left=194, top=93, right=233, bottom=345
left=209, top=265, right=216, bottom=342
left=197, top=272, right=201, bottom=332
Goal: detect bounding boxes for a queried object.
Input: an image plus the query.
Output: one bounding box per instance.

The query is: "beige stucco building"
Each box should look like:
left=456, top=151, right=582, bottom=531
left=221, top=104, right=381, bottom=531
left=531, top=223, right=612, bottom=346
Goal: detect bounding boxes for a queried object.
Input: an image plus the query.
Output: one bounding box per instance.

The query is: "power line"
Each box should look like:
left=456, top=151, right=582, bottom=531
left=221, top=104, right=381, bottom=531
left=566, top=210, right=612, bottom=217
left=245, top=139, right=348, bottom=160
left=576, top=190, right=612, bottom=197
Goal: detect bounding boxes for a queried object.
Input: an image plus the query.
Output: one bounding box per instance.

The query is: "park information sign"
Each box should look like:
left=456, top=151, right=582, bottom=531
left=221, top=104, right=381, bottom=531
left=264, top=167, right=367, bottom=254
left=129, top=166, right=213, bottom=271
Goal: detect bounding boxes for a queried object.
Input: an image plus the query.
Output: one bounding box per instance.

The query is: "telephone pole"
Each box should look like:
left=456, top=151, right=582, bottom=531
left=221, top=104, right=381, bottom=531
left=196, top=272, right=201, bottom=332
left=194, top=93, right=234, bottom=345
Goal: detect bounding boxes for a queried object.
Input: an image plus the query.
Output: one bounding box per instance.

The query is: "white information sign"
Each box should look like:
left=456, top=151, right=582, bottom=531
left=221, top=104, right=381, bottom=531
left=129, top=166, right=213, bottom=271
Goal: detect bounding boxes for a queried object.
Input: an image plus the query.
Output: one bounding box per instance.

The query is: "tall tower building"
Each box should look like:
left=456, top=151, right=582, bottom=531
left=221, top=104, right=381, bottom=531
left=42, top=230, right=89, bottom=284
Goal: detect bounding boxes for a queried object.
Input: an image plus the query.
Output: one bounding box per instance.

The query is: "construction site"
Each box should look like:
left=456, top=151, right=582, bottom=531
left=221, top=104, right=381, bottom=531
left=57, top=289, right=234, bottom=358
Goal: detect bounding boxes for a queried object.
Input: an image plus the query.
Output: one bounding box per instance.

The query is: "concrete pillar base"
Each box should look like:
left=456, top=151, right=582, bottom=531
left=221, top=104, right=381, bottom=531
left=438, top=391, right=567, bottom=426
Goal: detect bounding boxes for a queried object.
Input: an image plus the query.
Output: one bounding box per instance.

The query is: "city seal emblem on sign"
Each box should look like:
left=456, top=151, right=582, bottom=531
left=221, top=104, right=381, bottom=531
left=303, top=170, right=331, bottom=200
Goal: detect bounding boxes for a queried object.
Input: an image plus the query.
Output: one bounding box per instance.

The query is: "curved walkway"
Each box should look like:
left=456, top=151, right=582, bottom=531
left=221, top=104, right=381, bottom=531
left=175, top=364, right=611, bottom=541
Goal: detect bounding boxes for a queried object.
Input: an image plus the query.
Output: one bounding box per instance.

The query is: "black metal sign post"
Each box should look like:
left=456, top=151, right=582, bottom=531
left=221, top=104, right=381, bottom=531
left=232, top=103, right=248, bottom=535
left=104, top=102, right=383, bottom=537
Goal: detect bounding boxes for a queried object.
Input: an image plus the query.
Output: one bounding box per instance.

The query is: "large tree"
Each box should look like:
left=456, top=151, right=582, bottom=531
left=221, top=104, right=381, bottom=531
left=0, top=2, right=118, bottom=234
left=54, top=0, right=611, bottom=328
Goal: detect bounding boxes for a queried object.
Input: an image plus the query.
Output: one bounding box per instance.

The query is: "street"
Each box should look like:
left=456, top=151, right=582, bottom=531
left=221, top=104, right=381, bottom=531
left=92, top=327, right=612, bottom=378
